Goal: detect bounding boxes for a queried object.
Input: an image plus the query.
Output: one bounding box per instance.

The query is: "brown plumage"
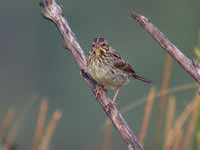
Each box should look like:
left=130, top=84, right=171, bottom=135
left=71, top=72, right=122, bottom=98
left=87, top=37, right=151, bottom=107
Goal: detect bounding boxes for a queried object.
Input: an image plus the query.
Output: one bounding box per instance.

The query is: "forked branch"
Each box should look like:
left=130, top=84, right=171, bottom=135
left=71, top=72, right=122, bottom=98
left=131, top=12, right=200, bottom=83
left=40, top=0, right=143, bottom=150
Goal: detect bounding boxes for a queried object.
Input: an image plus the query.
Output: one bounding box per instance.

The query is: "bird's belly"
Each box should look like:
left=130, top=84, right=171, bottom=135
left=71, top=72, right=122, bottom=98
left=89, top=62, right=129, bottom=89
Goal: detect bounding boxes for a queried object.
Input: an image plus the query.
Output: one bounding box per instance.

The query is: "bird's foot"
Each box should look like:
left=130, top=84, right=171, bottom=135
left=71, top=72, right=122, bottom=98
left=95, top=86, right=104, bottom=100
left=105, top=101, right=116, bottom=113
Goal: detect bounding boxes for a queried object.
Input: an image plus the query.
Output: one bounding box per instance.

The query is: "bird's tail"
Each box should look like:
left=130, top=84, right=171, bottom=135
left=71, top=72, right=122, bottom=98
left=132, top=74, right=152, bottom=84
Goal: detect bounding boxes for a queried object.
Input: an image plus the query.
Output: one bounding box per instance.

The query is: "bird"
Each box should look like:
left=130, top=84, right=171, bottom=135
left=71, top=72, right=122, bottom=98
left=87, top=37, right=151, bottom=110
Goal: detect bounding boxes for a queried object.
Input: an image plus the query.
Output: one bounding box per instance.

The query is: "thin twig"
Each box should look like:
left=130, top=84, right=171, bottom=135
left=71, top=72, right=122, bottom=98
left=131, top=12, right=200, bottom=83
left=40, top=0, right=143, bottom=150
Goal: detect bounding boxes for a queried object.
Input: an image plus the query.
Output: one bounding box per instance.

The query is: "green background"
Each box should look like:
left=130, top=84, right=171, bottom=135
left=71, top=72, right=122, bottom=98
left=0, top=0, right=199, bottom=149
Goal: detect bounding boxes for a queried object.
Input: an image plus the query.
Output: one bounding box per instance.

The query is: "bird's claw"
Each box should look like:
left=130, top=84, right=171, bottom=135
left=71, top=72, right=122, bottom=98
left=95, top=86, right=104, bottom=100
left=105, top=102, right=116, bottom=112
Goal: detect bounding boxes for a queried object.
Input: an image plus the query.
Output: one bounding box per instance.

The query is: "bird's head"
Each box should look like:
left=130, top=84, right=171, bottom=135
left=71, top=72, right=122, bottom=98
left=91, top=37, right=109, bottom=57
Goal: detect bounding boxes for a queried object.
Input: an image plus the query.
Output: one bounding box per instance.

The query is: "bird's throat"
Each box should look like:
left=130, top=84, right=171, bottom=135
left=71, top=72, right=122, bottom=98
left=95, top=48, right=101, bottom=57
left=95, top=48, right=106, bottom=57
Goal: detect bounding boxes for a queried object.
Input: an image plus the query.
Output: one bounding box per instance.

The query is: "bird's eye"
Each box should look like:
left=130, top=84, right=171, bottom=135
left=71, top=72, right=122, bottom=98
left=101, top=43, right=106, bottom=47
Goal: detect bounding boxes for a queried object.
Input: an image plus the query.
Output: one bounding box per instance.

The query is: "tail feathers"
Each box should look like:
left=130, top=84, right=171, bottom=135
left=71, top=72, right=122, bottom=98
left=133, top=74, right=152, bottom=84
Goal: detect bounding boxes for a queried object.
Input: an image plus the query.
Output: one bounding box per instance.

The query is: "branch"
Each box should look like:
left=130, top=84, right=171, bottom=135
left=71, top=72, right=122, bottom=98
left=131, top=12, right=200, bottom=83
left=39, top=0, right=143, bottom=150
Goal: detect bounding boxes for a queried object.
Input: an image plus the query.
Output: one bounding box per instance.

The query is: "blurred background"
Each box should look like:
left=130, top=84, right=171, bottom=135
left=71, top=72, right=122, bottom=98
left=0, top=0, right=200, bottom=149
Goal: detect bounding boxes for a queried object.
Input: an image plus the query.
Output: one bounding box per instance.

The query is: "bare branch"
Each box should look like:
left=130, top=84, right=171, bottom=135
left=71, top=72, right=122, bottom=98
left=40, top=0, right=143, bottom=150
left=131, top=12, right=200, bottom=83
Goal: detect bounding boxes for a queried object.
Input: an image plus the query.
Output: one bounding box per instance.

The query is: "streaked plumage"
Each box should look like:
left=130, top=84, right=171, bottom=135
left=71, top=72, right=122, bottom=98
left=87, top=37, right=151, bottom=106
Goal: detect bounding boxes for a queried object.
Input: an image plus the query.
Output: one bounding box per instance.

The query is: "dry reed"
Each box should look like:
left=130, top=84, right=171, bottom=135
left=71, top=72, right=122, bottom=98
left=164, top=96, right=175, bottom=150
left=156, top=54, right=173, bottom=144
left=197, top=132, right=200, bottom=150
left=138, top=87, right=156, bottom=145
left=173, top=129, right=183, bottom=150
left=0, top=109, right=14, bottom=143
left=32, top=99, right=48, bottom=150
left=102, top=121, right=112, bottom=150
left=38, top=111, right=62, bottom=150
left=183, top=109, right=198, bottom=150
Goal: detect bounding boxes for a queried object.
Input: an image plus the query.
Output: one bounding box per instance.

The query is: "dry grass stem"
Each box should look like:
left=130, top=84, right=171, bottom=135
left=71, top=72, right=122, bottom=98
left=174, top=94, right=199, bottom=131
left=0, top=109, right=14, bottom=143
left=121, top=83, right=197, bottom=115
left=102, top=122, right=112, bottom=150
left=182, top=108, right=198, bottom=150
left=138, top=87, right=156, bottom=145
left=39, top=111, right=62, bottom=150
left=156, top=54, right=173, bottom=144
left=4, top=97, right=36, bottom=149
left=164, top=96, right=175, bottom=150
left=154, top=54, right=172, bottom=146
left=32, top=99, right=48, bottom=150
left=160, top=54, right=173, bottom=105
left=168, top=94, right=200, bottom=148
left=173, top=129, right=183, bottom=150
left=182, top=95, right=200, bottom=150
left=197, top=132, right=200, bottom=150
left=4, top=127, right=17, bottom=150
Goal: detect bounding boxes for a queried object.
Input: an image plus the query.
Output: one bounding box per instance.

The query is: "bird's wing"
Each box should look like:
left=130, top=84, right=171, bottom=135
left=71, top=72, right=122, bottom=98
left=114, top=59, right=152, bottom=83
left=109, top=48, right=121, bottom=59
left=110, top=48, right=152, bottom=83
left=113, top=59, right=136, bottom=75
left=108, top=48, right=135, bottom=74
